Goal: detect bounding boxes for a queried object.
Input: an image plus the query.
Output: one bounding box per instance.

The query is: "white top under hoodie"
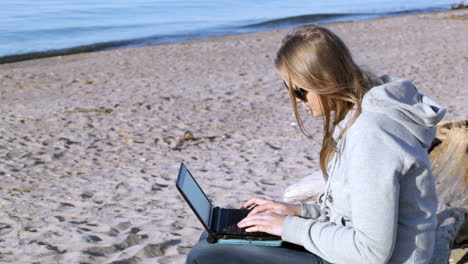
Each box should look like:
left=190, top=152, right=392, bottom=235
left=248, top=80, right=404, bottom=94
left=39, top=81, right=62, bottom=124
left=281, top=75, right=446, bottom=264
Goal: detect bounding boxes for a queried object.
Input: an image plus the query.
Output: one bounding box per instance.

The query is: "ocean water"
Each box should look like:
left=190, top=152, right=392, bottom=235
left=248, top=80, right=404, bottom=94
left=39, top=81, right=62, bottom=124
left=0, top=0, right=456, bottom=63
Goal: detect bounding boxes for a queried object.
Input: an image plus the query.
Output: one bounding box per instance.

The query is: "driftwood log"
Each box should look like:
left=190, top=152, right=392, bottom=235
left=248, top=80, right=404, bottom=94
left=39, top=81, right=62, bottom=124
left=283, top=120, right=468, bottom=263
left=429, top=120, right=467, bottom=264
left=429, top=120, right=468, bottom=212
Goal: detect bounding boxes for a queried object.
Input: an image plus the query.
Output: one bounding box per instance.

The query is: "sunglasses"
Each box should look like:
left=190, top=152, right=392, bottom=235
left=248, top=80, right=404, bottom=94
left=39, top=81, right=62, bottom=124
left=283, top=81, right=308, bottom=102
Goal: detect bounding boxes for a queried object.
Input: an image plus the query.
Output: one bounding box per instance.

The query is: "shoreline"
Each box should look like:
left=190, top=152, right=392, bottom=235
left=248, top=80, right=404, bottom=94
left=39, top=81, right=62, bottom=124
left=0, top=8, right=466, bottom=263
left=0, top=6, right=452, bottom=65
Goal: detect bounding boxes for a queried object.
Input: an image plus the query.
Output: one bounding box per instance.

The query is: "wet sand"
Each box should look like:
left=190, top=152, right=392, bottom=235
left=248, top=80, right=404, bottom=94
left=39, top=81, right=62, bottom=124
left=0, top=8, right=467, bottom=263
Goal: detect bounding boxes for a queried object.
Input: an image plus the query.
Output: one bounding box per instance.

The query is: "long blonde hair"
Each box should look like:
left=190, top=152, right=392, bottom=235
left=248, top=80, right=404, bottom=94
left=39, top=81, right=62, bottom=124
left=274, top=25, right=379, bottom=180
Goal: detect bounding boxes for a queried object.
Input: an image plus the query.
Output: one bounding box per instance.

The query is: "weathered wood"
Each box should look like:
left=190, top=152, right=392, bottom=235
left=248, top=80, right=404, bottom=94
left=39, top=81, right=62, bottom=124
left=428, top=120, right=468, bottom=257
left=429, top=120, right=468, bottom=212
left=283, top=170, right=325, bottom=203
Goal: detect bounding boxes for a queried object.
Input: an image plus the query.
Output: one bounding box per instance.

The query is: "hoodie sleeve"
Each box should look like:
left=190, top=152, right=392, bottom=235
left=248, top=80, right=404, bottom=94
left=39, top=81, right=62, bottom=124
left=281, top=129, right=403, bottom=264
left=299, top=202, right=323, bottom=219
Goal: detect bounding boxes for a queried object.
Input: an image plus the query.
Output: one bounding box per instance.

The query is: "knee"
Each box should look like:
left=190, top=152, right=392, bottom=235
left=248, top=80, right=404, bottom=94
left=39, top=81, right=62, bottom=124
left=186, top=232, right=211, bottom=264
left=186, top=242, right=209, bottom=264
left=186, top=249, right=197, bottom=264
left=187, top=235, right=227, bottom=264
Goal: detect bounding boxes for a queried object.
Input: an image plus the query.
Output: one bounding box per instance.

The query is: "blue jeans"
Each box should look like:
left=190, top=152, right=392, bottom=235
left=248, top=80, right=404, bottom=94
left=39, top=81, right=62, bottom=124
left=186, top=232, right=326, bottom=264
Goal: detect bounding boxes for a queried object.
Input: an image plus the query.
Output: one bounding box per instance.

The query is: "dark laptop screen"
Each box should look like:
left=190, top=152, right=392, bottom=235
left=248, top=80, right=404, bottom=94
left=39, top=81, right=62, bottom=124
left=176, top=163, right=212, bottom=228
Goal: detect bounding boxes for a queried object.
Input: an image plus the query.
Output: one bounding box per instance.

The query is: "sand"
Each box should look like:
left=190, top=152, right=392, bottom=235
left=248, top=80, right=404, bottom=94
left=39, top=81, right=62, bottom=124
left=0, top=8, right=467, bottom=264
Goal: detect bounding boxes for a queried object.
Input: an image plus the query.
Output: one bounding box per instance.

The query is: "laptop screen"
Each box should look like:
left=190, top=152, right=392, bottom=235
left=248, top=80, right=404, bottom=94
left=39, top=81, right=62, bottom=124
left=176, top=163, right=213, bottom=228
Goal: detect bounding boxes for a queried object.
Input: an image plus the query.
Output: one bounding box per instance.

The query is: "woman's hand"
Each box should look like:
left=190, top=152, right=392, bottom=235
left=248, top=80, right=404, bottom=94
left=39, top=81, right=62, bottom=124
left=237, top=212, right=286, bottom=236
left=241, top=197, right=301, bottom=217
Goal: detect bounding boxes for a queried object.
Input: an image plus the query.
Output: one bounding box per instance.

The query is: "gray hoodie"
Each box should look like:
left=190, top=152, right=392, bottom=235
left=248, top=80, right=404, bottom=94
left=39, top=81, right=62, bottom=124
left=281, top=75, right=446, bottom=264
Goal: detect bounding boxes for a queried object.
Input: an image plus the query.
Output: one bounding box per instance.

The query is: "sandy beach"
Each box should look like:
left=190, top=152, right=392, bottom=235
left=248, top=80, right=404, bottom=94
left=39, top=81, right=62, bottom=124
left=0, top=9, right=467, bottom=264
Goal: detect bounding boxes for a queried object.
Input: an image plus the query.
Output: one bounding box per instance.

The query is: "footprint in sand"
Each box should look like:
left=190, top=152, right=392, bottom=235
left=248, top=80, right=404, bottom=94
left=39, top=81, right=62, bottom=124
left=85, top=235, right=103, bottom=243
left=0, top=222, right=13, bottom=237
left=107, top=239, right=183, bottom=263
left=139, top=239, right=181, bottom=257
left=82, top=234, right=148, bottom=257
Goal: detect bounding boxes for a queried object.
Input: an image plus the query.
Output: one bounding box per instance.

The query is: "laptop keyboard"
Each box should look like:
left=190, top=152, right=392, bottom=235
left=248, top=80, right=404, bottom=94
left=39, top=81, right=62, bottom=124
left=226, top=224, right=247, bottom=235
left=225, top=209, right=263, bottom=236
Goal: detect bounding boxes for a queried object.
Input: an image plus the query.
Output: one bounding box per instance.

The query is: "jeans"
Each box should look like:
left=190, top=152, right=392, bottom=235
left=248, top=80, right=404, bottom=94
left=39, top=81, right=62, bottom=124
left=186, top=232, right=326, bottom=264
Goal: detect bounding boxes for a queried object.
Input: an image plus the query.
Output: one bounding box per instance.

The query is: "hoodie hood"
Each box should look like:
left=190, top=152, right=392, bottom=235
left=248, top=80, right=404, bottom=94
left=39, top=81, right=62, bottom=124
left=359, top=75, right=446, bottom=148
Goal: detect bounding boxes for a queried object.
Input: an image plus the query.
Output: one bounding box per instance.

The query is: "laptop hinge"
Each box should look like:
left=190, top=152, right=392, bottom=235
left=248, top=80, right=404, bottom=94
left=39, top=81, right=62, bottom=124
left=211, top=207, right=220, bottom=232
left=208, top=207, right=213, bottom=229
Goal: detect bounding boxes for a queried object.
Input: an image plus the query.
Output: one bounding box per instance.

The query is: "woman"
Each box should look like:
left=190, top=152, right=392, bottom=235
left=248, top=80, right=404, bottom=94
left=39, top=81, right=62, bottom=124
left=187, top=25, right=445, bottom=264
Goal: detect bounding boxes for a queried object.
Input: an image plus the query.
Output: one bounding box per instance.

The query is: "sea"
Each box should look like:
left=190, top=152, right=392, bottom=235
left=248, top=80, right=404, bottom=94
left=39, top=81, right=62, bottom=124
left=0, top=0, right=457, bottom=63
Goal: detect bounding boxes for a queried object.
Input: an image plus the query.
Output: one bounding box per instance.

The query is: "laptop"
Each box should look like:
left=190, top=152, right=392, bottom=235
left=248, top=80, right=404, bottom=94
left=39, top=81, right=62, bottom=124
left=176, top=163, right=281, bottom=242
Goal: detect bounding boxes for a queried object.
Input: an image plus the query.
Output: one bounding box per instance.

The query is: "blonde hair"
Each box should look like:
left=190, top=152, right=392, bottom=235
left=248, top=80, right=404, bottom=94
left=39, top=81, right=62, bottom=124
left=274, top=25, right=379, bottom=180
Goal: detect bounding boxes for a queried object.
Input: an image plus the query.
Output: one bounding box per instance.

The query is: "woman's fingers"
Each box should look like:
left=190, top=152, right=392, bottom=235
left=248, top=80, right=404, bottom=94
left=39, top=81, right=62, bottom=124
left=238, top=214, right=269, bottom=228
left=248, top=203, right=273, bottom=216
left=237, top=212, right=285, bottom=236
left=245, top=224, right=270, bottom=233
left=240, top=197, right=269, bottom=209
left=240, top=198, right=257, bottom=209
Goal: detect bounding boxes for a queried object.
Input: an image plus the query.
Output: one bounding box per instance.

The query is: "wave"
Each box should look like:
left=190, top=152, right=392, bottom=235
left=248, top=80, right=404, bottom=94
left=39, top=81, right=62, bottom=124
left=0, top=6, right=449, bottom=64
left=241, top=13, right=356, bottom=28
left=0, top=39, right=137, bottom=64
left=0, top=30, right=219, bottom=64
left=241, top=7, right=447, bottom=29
